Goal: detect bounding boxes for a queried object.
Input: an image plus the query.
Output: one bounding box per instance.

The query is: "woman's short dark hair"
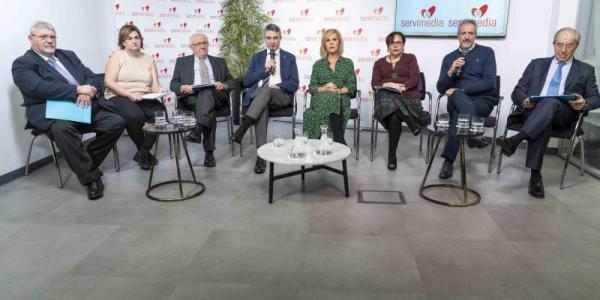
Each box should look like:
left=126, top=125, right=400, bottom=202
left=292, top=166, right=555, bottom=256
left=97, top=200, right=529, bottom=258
left=118, top=24, right=144, bottom=50
left=385, top=31, right=406, bottom=46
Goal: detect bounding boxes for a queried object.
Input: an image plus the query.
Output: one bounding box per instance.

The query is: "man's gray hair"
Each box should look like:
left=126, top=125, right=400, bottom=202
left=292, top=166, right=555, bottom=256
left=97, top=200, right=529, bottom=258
left=553, top=27, right=580, bottom=46
left=189, top=33, right=208, bottom=44
left=30, top=21, right=55, bottom=36
left=457, top=19, right=477, bottom=36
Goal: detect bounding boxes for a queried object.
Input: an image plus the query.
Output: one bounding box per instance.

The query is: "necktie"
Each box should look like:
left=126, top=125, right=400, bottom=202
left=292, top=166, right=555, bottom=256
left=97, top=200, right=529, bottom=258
left=47, top=57, right=80, bottom=85
left=546, top=62, right=565, bottom=96
left=199, top=58, right=210, bottom=85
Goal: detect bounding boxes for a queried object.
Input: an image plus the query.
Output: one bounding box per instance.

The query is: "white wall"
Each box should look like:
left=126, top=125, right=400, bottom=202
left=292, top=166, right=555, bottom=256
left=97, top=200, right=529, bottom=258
left=0, top=0, right=583, bottom=178
left=0, top=0, right=115, bottom=177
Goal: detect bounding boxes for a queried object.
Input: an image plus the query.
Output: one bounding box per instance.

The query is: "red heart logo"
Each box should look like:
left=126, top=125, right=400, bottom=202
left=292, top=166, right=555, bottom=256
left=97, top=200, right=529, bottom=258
left=378, top=7, right=383, bottom=14
left=115, top=4, right=120, bottom=11
left=480, top=4, right=488, bottom=16
left=270, top=9, right=275, bottom=16
left=428, top=6, right=436, bottom=16
left=355, top=69, right=360, bottom=75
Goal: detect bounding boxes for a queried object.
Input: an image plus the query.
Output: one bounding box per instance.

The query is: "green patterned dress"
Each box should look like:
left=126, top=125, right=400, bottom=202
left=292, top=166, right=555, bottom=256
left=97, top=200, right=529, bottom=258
left=303, top=56, right=357, bottom=139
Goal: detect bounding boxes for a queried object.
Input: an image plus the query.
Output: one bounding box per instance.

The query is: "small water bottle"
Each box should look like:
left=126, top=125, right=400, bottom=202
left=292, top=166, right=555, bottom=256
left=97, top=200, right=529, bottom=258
left=317, top=124, right=332, bottom=155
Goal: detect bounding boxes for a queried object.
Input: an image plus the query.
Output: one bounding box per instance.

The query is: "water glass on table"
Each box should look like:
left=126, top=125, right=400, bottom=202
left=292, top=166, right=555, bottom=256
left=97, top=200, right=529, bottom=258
left=154, top=111, right=167, bottom=128
left=436, top=113, right=450, bottom=128
left=272, top=134, right=285, bottom=148
left=456, top=114, right=471, bottom=129
left=470, top=116, right=484, bottom=133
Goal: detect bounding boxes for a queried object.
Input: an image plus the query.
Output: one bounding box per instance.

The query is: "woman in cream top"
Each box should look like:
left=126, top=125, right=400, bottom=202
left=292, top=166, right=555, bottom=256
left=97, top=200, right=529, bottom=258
left=104, top=24, right=166, bottom=170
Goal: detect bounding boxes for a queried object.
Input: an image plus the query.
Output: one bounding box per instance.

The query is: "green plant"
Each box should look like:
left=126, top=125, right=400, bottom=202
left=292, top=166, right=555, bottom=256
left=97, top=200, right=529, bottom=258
left=219, top=0, right=270, bottom=80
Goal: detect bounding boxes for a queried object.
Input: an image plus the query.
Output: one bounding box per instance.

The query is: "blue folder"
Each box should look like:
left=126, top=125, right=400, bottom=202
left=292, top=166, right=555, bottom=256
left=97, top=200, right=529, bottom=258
left=529, top=94, right=577, bottom=103
left=45, top=99, right=92, bottom=124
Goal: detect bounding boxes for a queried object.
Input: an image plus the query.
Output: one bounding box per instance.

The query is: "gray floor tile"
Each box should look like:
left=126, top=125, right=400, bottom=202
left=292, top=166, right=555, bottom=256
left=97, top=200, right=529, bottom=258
left=168, top=281, right=298, bottom=300
left=300, top=233, right=422, bottom=293
left=70, top=224, right=213, bottom=280
left=83, top=277, right=176, bottom=300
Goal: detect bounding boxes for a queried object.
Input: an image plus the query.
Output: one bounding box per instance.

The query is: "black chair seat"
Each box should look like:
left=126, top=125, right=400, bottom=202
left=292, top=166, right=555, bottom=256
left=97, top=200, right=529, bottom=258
left=349, top=108, right=359, bottom=119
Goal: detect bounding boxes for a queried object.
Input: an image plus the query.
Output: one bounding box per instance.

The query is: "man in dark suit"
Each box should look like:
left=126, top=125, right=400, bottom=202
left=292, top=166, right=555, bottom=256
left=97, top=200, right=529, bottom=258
left=12, top=21, right=125, bottom=200
left=232, top=23, right=299, bottom=174
left=170, top=33, right=235, bottom=167
left=436, top=19, right=498, bottom=179
left=497, top=27, right=600, bottom=198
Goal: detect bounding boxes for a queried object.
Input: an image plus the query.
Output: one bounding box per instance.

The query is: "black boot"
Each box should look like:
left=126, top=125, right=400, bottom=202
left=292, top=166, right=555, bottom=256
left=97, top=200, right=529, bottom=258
left=232, top=116, right=253, bottom=144
left=328, top=113, right=347, bottom=145
left=383, top=114, right=402, bottom=170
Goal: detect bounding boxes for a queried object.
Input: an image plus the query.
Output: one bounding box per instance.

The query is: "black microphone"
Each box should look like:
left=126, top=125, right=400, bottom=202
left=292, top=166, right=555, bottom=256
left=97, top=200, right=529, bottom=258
left=456, top=51, right=466, bottom=77
left=268, top=49, right=276, bottom=74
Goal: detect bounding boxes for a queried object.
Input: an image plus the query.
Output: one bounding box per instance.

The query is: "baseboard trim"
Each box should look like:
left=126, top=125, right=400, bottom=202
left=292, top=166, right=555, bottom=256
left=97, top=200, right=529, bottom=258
left=0, top=154, right=56, bottom=186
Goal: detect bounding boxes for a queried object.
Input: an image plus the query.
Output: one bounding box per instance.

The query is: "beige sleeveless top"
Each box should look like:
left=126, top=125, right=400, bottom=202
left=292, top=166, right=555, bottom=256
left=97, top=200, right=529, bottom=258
left=104, top=50, right=154, bottom=99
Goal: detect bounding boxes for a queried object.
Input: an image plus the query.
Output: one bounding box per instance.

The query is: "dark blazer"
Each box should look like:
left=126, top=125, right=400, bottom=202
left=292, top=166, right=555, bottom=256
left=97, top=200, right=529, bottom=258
left=511, top=57, right=600, bottom=112
left=242, top=48, right=299, bottom=106
left=170, top=54, right=235, bottom=101
left=12, top=49, right=116, bottom=131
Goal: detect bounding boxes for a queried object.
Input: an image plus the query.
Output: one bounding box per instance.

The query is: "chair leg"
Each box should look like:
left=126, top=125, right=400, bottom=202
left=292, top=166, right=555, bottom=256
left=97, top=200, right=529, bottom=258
left=229, top=117, right=235, bottom=157
left=419, top=131, right=423, bottom=152
left=425, top=130, right=432, bottom=164
left=24, top=135, right=38, bottom=176
left=354, top=118, right=359, bottom=160
left=113, top=144, right=120, bottom=172
left=48, top=138, right=64, bottom=188
left=579, top=136, right=585, bottom=176
left=488, top=125, right=499, bottom=173
left=374, top=122, right=379, bottom=149
left=560, top=136, right=577, bottom=189
left=168, top=134, right=174, bottom=159
left=496, top=126, right=510, bottom=174
left=369, top=117, right=375, bottom=161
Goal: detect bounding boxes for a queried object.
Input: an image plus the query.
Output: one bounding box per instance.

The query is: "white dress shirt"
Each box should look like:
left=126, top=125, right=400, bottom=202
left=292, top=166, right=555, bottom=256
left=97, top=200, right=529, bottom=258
left=263, top=48, right=281, bottom=86
left=193, top=55, right=215, bottom=85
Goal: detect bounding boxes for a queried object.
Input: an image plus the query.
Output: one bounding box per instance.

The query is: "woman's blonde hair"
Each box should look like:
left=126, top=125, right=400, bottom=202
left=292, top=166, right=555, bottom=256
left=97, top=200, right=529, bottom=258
left=319, top=29, right=343, bottom=58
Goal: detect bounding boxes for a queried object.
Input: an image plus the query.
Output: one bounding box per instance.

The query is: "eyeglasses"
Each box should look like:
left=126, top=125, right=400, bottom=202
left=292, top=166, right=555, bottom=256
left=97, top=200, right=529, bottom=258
left=191, top=42, right=209, bottom=47
left=554, top=43, right=576, bottom=50
left=31, top=34, right=57, bottom=41
left=388, top=41, right=404, bottom=46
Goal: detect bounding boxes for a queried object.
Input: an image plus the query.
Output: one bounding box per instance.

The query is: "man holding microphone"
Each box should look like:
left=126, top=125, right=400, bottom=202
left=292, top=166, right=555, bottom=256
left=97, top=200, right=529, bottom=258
left=232, top=23, right=299, bottom=174
left=436, top=19, right=498, bottom=179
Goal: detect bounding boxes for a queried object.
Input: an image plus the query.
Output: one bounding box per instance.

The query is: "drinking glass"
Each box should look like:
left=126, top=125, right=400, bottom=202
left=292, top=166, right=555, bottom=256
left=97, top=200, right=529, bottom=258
left=272, top=134, right=284, bottom=147
left=437, top=113, right=449, bottom=128
left=456, top=113, right=471, bottom=129
left=470, top=116, right=484, bottom=133
left=154, top=111, right=167, bottom=127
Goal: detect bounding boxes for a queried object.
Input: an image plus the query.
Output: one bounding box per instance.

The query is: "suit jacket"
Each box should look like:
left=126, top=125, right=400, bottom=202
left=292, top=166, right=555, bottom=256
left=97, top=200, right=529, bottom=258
left=242, top=48, right=299, bottom=106
left=12, top=49, right=116, bottom=131
left=437, top=44, right=497, bottom=99
left=170, top=54, right=235, bottom=103
left=511, top=57, right=600, bottom=113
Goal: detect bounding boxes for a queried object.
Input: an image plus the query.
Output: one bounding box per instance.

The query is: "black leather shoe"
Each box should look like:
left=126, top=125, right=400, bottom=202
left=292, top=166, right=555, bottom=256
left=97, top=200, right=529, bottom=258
left=133, top=149, right=151, bottom=170
left=86, top=179, right=104, bottom=200
left=185, top=128, right=202, bottom=144
left=387, top=155, right=397, bottom=170
left=254, top=157, right=266, bottom=174
left=528, top=177, right=545, bottom=198
left=467, top=137, right=489, bottom=149
left=232, top=117, right=253, bottom=144
left=496, top=136, right=518, bottom=157
left=438, top=160, right=453, bottom=179
left=204, top=152, right=216, bottom=167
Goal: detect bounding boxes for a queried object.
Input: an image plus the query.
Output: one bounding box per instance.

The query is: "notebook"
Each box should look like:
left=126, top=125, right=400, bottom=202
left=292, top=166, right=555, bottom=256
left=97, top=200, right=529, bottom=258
left=45, top=99, right=91, bottom=124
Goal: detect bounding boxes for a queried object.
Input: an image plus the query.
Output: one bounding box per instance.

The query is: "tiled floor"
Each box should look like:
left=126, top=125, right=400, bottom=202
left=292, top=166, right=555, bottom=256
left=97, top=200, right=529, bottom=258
left=1, top=123, right=599, bottom=299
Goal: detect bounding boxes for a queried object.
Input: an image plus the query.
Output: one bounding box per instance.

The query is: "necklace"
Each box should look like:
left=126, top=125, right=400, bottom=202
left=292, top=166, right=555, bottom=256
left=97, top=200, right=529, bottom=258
left=388, top=55, right=401, bottom=79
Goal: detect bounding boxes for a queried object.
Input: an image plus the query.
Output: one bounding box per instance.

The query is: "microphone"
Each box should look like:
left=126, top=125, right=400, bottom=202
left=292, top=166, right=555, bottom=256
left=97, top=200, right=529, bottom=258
left=268, top=49, right=276, bottom=74
left=456, top=51, right=466, bottom=77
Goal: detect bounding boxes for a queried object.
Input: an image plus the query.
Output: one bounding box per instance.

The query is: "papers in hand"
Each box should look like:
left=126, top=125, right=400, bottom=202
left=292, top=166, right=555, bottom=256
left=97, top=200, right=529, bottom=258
left=529, top=94, right=577, bottom=103
left=45, top=99, right=91, bottom=124
left=141, top=92, right=168, bottom=100
left=192, top=83, right=215, bottom=91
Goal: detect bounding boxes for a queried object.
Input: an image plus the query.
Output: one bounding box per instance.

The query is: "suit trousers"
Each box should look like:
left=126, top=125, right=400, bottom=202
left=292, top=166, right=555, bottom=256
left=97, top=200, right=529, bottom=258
left=183, top=88, right=229, bottom=152
left=48, top=108, right=125, bottom=185
left=519, top=98, right=577, bottom=170
left=441, top=91, right=496, bottom=162
left=110, top=97, right=166, bottom=152
left=245, top=87, right=292, bottom=147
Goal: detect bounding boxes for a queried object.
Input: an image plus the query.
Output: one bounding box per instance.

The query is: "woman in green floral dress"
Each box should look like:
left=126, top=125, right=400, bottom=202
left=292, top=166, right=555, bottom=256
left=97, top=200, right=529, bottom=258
left=303, top=29, right=356, bottom=144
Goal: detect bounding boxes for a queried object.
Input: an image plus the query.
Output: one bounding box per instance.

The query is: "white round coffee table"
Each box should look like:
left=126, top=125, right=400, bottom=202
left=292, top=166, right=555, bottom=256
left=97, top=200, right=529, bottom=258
left=257, top=139, right=351, bottom=203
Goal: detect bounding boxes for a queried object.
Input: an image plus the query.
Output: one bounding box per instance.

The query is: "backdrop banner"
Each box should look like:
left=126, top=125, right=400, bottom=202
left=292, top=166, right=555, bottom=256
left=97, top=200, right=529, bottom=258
left=114, top=0, right=398, bottom=127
